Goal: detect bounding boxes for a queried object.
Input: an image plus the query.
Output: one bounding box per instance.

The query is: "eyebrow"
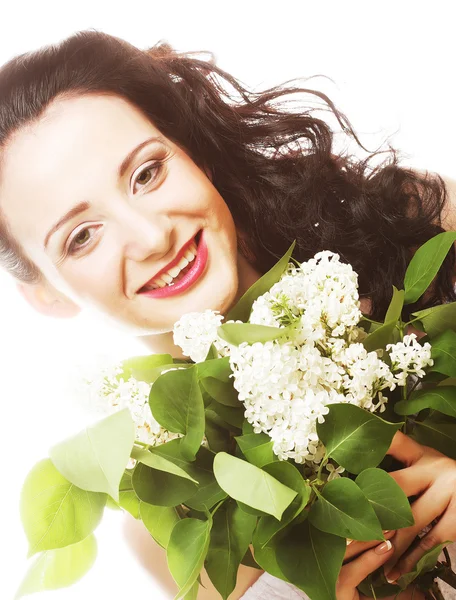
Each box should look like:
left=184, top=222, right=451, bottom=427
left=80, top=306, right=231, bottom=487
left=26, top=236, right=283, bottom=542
left=43, top=136, right=163, bottom=249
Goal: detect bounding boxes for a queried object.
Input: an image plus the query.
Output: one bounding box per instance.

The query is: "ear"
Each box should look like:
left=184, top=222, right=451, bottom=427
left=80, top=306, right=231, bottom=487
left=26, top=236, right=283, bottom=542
left=16, top=281, right=81, bottom=319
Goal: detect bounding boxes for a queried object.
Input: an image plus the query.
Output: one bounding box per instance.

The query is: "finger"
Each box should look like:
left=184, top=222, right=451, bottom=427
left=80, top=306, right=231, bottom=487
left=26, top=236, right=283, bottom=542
left=339, top=539, right=394, bottom=588
left=388, top=463, right=432, bottom=497
left=386, top=499, right=456, bottom=583
left=344, top=531, right=396, bottom=562
left=384, top=488, right=450, bottom=579
left=387, top=432, right=424, bottom=467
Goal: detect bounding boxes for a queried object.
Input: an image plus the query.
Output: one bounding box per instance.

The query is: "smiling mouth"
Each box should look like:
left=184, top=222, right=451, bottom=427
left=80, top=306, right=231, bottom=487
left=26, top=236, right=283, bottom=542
left=137, top=231, right=202, bottom=293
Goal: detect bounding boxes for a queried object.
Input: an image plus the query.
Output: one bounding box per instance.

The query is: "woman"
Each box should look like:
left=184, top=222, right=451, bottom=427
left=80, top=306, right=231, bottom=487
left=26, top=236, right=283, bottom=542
left=1, top=30, right=455, bottom=599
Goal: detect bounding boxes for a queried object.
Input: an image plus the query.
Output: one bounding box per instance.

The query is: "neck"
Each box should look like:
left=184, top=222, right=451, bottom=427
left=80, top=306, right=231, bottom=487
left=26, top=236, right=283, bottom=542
left=138, top=252, right=261, bottom=359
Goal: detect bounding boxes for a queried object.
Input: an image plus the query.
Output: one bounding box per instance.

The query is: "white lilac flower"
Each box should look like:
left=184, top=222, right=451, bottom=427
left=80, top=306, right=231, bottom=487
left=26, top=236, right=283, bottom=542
left=387, top=334, right=434, bottom=385
left=86, top=364, right=181, bottom=448
left=173, top=309, right=229, bottom=363
left=326, top=463, right=346, bottom=481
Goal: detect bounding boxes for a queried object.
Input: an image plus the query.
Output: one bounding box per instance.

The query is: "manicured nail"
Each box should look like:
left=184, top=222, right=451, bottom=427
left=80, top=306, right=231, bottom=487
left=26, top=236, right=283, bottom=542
left=346, top=538, right=353, bottom=546
left=375, top=540, right=393, bottom=555
left=386, top=570, right=398, bottom=584
left=383, top=530, right=391, bottom=534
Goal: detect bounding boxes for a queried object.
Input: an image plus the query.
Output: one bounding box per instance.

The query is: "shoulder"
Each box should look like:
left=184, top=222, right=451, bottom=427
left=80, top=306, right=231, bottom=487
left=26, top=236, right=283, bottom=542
left=440, top=173, right=456, bottom=231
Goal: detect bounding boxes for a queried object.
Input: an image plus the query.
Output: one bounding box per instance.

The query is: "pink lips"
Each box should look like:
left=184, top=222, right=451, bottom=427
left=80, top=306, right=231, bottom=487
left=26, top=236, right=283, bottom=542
left=138, top=231, right=208, bottom=299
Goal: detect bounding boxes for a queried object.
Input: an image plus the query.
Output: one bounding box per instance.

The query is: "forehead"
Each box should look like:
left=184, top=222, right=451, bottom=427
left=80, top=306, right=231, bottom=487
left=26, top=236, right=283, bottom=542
left=0, top=94, right=162, bottom=252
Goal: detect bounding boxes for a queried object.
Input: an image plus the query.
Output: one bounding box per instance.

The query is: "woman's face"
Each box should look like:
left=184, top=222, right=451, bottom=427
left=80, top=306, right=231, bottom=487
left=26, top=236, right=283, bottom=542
left=0, top=94, right=244, bottom=335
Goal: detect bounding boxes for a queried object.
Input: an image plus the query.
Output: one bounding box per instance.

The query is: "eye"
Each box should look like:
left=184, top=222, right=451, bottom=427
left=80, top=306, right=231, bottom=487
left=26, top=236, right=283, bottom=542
left=67, top=225, right=100, bottom=256
left=131, top=160, right=162, bottom=193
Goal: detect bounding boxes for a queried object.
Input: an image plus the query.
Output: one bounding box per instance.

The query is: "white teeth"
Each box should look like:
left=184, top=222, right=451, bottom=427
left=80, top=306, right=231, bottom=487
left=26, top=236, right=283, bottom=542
left=168, top=266, right=181, bottom=278
left=184, top=249, right=195, bottom=261
left=161, top=273, right=174, bottom=284
left=154, top=277, right=167, bottom=288
left=188, top=242, right=197, bottom=254
left=178, top=256, right=189, bottom=269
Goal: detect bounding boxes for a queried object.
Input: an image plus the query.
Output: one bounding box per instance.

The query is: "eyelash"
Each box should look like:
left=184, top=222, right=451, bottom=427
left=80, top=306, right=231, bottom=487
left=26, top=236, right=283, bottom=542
left=66, top=160, right=163, bottom=256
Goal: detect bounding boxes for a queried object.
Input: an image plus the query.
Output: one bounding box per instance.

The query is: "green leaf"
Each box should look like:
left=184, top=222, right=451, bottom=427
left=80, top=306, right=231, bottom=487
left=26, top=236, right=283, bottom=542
left=213, top=453, right=297, bottom=520
left=205, top=502, right=257, bottom=599
left=252, top=528, right=289, bottom=581
left=208, top=401, right=244, bottom=430
left=412, top=302, right=456, bottom=338
left=201, top=377, right=241, bottom=407
left=395, top=386, right=456, bottom=419
left=362, top=321, right=400, bottom=353
left=412, top=414, right=456, bottom=459
left=227, top=240, right=296, bottom=322
left=49, top=408, right=135, bottom=502
left=20, top=459, right=106, bottom=557
left=205, top=410, right=232, bottom=452
left=131, top=446, right=198, bottom=483
left=167, top=517, right=212, bottom=599
left=385, top=287, right=405, bottom=323
left=355, top=468, right=414, bottom=530
left=276, top=520, right=346, bottom=600
left=404, top=231, right=456, bottom=304
left=430, top=330, right=456, bottom=378
left=120, top=353, right=174, bottom=382
left=150, top=441, right=227, bottom=511
left=149, top=366, right=205, bottom=461
left=118, top=470, right=140, bottom=519
left=241, top=547, right=261, bottom=569
left=309, top=477, right=383, bottom=541
left=235, top=433, right=277, bottom=467
left=317, top=404, right=402, bottom=474
left=15, top=534, right=97, bottom=599
left=132, top=462, right=198, bottom=507
left=217, top=323, right=290, bottom=346
left=255, top=461, right=311, bottom=547
left=140, top=502, right=180, bottom=549
left=397, top=541, right=451, bottom=589
left=196, top=357, right=232, bottom=382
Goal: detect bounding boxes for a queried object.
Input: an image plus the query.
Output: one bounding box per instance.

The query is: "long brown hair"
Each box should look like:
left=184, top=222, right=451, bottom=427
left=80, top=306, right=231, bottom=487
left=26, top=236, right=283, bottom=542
left=0, top=29, right=454, bottom=319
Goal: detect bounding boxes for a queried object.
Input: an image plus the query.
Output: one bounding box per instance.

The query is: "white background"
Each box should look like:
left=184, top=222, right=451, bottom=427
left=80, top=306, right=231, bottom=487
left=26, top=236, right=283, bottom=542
left=1, top=1, right=455, bottom=599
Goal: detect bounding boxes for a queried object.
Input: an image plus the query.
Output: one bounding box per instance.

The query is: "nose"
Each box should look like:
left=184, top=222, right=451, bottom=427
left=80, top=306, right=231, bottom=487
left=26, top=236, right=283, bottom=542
left=118, top=206, right=172, bottom=264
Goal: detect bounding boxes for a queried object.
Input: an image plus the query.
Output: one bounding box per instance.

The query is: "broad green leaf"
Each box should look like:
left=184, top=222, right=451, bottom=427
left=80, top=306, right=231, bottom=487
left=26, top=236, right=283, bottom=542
left=355, top=468, right=414, bottom=530
left=196, top=357, right=232, bottom=382
left=149, top=366, right=205, bottom=461
left=205, top=502, right=257, bottom=599
left=118, top=470, right=140, bottom=519
left=276, top=519, right=346, bottom=600
left=384, top=287, right=405, bottom=323
left=132, top=462, right=198, bottom=507
left=131, top=446, right=198, bottom=483
left=317, top=404, right=402, bottom=474
left=218, top=323, right=290, bottom=346
left=208, top=401, right=244, bottom=430
left=412, top=302, right=456, bottom=338
left=255, top=461, right=311, bottom=547
left=237, top=501, right=270, bottom=518
left=395, top=387, right=456, bottom=418
left=120, top=353, right=173, bottom=382
left=15, top=535, right=97, bottom=599
left=167, top=517, right=212, bottom=599
left=151, top=441, right=227, bottom=511
left=204, top=410, right=232, bottom=452
left=309, top=478, right=383, bottom=541
left=242, top=421, right=255, bottom=435
left=213, top=453, right=296, bottom=520
left=404, top=231, right=456, bottom=304
left=252, top=528, right=289, bottom=581
left=50, top=408, right=135, bottom=501
left=412, top=414, right=456, bottom=459
left=241, top=547, right=261, bottom=569
left=201, top=377, right=241, bottom=407
left=227, top=241, right=296, bottom=322
left=140, top=502, right=180, bottom=548
left=397, top=541, right=450, bottom=589
left=430, top=330, right=456, bottom=378
left=184, top=581, right=199, bottom=600
left=235, top=433, right=277, bottom=467
left=362, top=320, right=400, bottom=353
left=20, top=459, right=106, bottom=557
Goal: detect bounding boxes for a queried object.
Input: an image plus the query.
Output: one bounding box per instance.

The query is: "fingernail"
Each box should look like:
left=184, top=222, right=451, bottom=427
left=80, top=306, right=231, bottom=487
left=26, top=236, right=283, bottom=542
left=375, top=540, right=393, bottom=555
left=386, top=570, right=398, bottom=584
left=346, top=538, right=353, bottom=546
left=383, top=530, right=391, bottom=534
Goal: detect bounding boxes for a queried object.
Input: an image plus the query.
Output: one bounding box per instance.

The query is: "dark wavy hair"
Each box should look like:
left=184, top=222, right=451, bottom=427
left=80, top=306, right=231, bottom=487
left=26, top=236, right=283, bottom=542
left=0, top=29, right=454, bottom=320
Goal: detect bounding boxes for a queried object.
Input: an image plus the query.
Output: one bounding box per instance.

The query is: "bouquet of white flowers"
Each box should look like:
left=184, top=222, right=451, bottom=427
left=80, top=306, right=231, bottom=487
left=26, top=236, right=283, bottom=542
left=16, top=232, right=456, bottom=600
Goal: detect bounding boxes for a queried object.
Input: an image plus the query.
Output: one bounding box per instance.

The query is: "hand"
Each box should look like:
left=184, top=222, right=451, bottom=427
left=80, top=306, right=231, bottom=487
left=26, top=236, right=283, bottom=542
left=337, top=532, right=396, bottom=600
left=384, top=431, right=456, bottom=583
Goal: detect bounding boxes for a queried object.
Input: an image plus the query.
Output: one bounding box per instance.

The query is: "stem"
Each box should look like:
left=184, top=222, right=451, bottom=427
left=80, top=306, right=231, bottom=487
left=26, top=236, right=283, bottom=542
left=316, top=456, right=328, bottom=482
left=437, top=566, right=456, bottom=589
left=443, top=547, right=452, bottom=569
left=133, top=440, right=150, bottom=449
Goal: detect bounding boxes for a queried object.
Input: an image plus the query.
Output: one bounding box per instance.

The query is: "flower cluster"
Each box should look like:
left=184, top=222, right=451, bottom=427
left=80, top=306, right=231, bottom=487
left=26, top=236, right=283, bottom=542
left=387, top=333, right=434, bottom=386
left=86, top=364, right=181, bottom=447
left=173, top=251, right=434, bottom=465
